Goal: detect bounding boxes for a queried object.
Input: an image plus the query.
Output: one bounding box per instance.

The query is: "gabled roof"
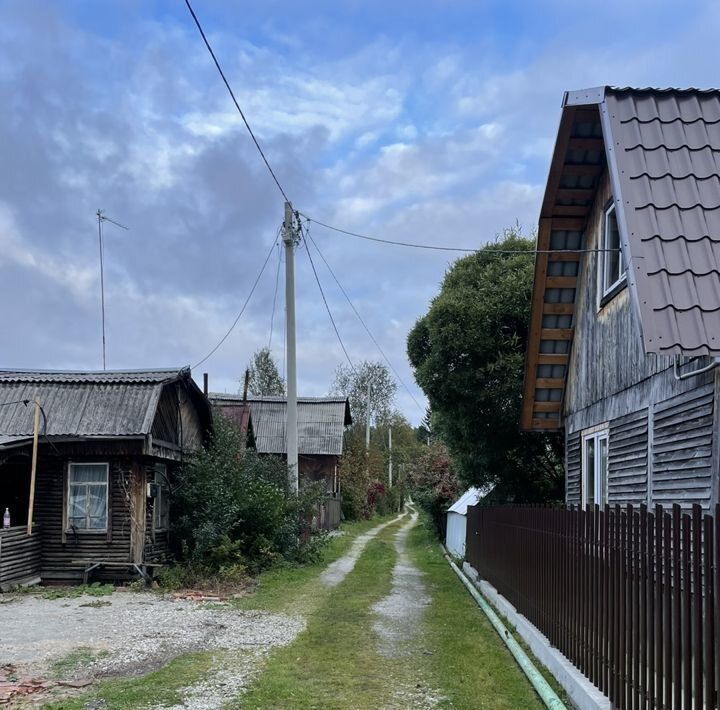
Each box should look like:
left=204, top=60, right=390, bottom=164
left=521, top=87, right=720, bottom=431
left=210, top=394, right=352, bottom=456
left=0, top=367, right=211, bottom=448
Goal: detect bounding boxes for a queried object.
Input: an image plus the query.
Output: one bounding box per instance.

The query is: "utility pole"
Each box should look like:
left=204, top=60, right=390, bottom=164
left=388, top=426, right=393, bottom=488
left=365, top=381, right=371, bottom=451
left=283, top=202, right=299, bottom=494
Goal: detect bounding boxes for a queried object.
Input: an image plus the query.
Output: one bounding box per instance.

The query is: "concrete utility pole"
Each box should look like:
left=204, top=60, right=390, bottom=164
left=388, top=426, right=393, bottom=488
left=365, top=381, right=371, bottom=451
left=283, top=202, right=299, bottom=494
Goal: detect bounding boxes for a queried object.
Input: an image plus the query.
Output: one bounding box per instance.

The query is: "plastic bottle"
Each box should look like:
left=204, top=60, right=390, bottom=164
left=2, top=507, right=10, bottom=529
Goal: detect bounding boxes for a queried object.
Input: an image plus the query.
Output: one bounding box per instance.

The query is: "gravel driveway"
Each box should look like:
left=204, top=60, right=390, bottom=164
left=1, top=591, right=304, bottom=707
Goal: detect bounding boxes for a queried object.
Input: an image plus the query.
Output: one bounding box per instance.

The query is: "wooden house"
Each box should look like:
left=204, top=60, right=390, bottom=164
left=521, top=87, right=720, bottom=511
left=0, top=368, right=211, bottom=588
left=210, top=394, right=351, bottom=494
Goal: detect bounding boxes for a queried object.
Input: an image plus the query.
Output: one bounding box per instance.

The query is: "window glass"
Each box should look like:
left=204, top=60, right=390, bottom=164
left=601, top=205, right=626, bottom=298
left=68, top=463, right=108, bottom=530
left=582, top=431, right=609, bottom=506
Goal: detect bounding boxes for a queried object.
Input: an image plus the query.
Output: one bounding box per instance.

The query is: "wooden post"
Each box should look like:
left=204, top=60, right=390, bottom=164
left=27, top=400, right=40, bottom=536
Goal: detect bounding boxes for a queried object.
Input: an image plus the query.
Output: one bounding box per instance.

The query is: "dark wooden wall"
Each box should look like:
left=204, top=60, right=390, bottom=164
left=564, top=171, right=720, bottom=511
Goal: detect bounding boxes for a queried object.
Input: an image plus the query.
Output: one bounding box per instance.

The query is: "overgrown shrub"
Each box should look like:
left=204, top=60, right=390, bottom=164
left=171, top=415, right=328, bottom=579
left=409, top=442, right=462, bottom=535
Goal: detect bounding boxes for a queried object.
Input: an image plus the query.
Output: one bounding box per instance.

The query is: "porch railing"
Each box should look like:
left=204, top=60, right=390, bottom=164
left=466, top=503, right=719, bottom=709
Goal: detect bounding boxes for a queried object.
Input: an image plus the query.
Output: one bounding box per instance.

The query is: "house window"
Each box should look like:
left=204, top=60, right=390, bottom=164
left=600, top=204, right=626, bottom=301
left=582, top=429, right=608, bottom=507
left=68, top=463, right=108, bottom=531
left=154, top=464, right=170, bottom=532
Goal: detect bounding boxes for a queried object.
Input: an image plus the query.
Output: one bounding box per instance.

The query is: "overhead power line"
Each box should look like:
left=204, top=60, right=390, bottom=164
left=304, top=230, right=425, bottom=414
left=193, top=231, right=281, bottom=370
left=300, top=213, right=619, bottom=254
left=301, top=225, right=356, bottom=374
left=183, top=0, right=290, bottom=203
left=268, top=243, right=282, bottom=351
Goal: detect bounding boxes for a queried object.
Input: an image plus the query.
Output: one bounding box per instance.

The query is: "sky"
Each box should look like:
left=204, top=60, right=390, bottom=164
left=1, top=0, right=719, bottom=425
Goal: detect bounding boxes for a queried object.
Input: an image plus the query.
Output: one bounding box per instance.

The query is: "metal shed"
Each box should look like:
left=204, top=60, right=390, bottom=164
left=445, top=487, right=486, bottom=558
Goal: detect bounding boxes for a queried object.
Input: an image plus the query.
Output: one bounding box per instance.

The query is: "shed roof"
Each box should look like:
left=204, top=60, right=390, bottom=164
left=0, top=368, right=209, bottom=448
left=521, top=87, right=720, bottom=431
left=447, top=487, right=491, bottom=515
left=210, top=394, right=351, bottom=456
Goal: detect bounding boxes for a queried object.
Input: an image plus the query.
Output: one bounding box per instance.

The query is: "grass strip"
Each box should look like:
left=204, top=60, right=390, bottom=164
left=407, top=520, right=550, bottom=710
left=238, top=526, right=401, bottom=709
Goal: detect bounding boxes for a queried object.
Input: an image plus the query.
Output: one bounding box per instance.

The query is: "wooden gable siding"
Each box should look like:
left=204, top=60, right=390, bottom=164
left=152, top=385, right=179, bottom=444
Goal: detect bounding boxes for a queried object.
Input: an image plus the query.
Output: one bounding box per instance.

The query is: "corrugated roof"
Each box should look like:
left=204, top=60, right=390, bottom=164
left=210, top=394, right=351, bottom=456
left=0, top=368, right=192, bottom=446
left=603, top=88, right=720, bottom=355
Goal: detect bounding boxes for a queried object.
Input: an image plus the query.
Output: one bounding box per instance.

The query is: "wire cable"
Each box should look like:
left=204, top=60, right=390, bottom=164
left=300, top=213, right=619, bottom=254
left=305, top=230, right=425, bottom=413
left=268, top=243, right=282, bottom=351
left=301, top=226, right=356, bottom=374
left=183, top=0, right=290, bottom=203
left=193, top=231, right=281, bottom=369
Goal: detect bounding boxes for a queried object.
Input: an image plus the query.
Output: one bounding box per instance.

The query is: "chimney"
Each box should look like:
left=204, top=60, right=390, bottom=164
left=242, top=369, right=250, bottom=402
left=203, top=372, right=208, bottom=396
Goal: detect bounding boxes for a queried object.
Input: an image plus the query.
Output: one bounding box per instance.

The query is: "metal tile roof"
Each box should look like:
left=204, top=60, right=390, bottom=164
left=603, top=87, right=720, bottom=355
left=209, top=394, right=351, bottom=456
left=0, top=368, right=191, bottom=445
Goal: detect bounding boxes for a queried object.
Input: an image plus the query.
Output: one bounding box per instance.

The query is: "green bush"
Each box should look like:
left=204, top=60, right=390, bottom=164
left=171, top=415, right=328, bottom=577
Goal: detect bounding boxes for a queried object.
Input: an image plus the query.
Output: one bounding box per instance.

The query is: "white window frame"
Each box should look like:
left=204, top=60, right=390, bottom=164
left=599, top=203, right=627, bottom=303
left=153, top=464, right=170, bottom=532
left=581, top=427, right=609, bottom=507
left=66, top=462, right=109, bottom=532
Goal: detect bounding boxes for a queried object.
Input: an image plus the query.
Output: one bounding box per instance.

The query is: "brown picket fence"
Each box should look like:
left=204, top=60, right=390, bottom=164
left=465, top=503, right=720, bottom=709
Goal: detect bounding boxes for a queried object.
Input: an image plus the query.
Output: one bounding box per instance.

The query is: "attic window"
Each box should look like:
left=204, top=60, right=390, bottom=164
left=600, top=204, right=626, bottom=302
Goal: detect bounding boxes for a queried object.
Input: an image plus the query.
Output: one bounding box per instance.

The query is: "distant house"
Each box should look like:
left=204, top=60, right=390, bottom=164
left=521, top=86, right=720, bottom=511
left=445, top=487, right=489, bottom=558
left=210, top=394, right=352, bottom=494
left=0, top=368, right=211, bottom=589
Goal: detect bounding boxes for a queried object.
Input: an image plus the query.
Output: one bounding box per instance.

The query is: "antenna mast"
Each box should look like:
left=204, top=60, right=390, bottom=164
left=96, top=209, right=128, bottom=370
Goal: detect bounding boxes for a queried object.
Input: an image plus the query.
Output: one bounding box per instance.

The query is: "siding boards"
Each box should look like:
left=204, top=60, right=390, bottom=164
left=651, top=384, right=715, bottom=511
left=608, top=408, right=648, bottom=504
left=566, top=430, right=581, bottom=504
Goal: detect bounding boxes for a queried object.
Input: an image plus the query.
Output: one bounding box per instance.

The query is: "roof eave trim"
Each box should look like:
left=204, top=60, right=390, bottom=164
left=562, top=86, right=607, bottom=107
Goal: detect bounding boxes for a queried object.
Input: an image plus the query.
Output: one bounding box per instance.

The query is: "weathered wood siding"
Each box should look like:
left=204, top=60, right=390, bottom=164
left=563, top=170, right=719, bottom=510
left=608, top=408, right=648, bottom=505
left=0, top=526, right=42, bottom=589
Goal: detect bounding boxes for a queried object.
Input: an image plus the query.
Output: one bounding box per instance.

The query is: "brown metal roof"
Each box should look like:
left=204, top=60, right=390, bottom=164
left=521, top=86, right=720, bottom=431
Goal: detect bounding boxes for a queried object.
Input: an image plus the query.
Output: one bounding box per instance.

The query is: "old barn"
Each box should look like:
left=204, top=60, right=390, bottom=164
left=0, top=368, right=211, bottom=589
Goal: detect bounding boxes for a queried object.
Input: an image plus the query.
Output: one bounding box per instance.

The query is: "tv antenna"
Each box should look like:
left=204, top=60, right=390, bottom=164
left=96, top=209, right=128, bottom=370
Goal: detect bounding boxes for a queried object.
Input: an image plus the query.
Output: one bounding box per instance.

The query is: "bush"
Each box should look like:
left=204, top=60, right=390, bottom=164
left=171, top=415, right=328, bottom=578
left=409, top=442, right=462, bottom=536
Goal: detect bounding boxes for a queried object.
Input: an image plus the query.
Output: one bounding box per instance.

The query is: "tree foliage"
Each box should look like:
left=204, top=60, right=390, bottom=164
left=407, top=229, right=563, bottom=503
left=331, top=360, right=397, bottom=426
left=246, top=347, right=285, bottom=396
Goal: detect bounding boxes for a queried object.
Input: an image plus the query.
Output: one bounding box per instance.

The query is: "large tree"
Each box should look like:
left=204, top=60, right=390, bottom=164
left=246, top=347, right=285, bottom=396
left=407, top=229, right=563, bottom=503
left=331, top=360, right=397, bottom=427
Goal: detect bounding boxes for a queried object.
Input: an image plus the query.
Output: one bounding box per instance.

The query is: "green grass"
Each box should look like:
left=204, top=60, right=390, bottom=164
left=50, top=647, right=110, bottom=678
left=406, top=521, right=551, bottom=709
left=43, top=651, right=219, bottom=709
left=237, top=525, right=403, bottom=709
left=234, top=512, right=400, bottom=614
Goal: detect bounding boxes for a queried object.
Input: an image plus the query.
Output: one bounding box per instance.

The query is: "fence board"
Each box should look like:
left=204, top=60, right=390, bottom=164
left=464, top=503, right=720, bottom=709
